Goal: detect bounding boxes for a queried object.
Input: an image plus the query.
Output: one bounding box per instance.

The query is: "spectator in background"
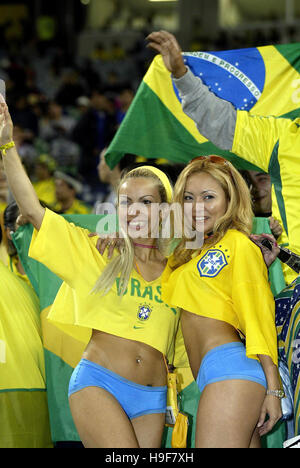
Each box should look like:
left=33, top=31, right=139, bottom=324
left=105, top=71, right=124, bottom=95
left=90, top=42, right=111, bottom=62
left=115, top=86, right=134, bottom=125
left=74, top=96, right=90, bottom=119
left=71, top=88, right=117, bottom=184
left=241, top=170, right=283, bottom=240
left=1, top=198, right=57, bottom=279
left=241, top=170, right=272, bottom=216
left=32, top=154, right=57, bottom=207
left=0, top=259, right=52, bottom=448
left=34, top=55, right=64, bottom=101
left=55, top=69, right=86, bottom=108
left=0, top=204, right=52, bottom=448
left=79, top=59, right=102, bottom=94
left=39, top=100, right=76, bottom=142
left=110, top=41, right=126, bottom=61
left=53, top=170, right=91, bottom=214
left=13, top=123, right=38, bottom=176
left=49, top=125, right=80, bottom=174
left=10, top=93, right=39, bottom=136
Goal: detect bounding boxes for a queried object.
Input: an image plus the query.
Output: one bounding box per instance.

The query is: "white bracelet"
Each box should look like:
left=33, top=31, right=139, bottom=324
left=266, top=389, right=285, bottom=399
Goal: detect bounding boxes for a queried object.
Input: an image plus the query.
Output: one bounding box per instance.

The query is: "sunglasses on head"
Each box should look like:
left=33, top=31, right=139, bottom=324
left=190, top=155, right=228, bottom=165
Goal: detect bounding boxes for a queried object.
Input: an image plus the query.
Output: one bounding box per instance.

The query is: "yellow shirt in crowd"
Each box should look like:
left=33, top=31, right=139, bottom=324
left=161, top=229, right=278, bottom=366
left=28, top=208, right=185, bottom=365
left=0, top=260, right=52, bottom=448
left=33, top=178, right=56, bottom=207
left=0, top=261, right=45, bottom=389
left=52, top=198, right=92, bottom=215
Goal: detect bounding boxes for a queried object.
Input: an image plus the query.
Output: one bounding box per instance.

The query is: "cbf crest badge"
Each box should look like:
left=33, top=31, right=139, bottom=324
left=137, top=303, right=152, bottom=322
left=197, top=249, right=228, bottom=278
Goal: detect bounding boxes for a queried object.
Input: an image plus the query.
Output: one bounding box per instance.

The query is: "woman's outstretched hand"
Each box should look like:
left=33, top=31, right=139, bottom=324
left=146, top=30, right=187, bottom=78
left=0, top=102, right=14, bottom=146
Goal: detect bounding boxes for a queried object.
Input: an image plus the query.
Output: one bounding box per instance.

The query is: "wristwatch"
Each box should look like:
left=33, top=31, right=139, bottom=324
left=266, top=389, right=285, bottom=399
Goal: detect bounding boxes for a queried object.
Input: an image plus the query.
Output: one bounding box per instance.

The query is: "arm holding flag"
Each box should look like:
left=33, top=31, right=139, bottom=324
left=146, top=30, right=187, bottom=79
left=147, top=30, right=236, bottom=151
left=173, top=68, right=236, bottom=151
left=147, top=31, right=286, bottom=170
left=146, top=30, right=279, bottom=163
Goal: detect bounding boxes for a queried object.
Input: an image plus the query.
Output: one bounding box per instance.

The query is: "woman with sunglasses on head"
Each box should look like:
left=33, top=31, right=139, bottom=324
left=0, top=102, right=185, bottom=448
left=161, top=156, right=282, bottom=448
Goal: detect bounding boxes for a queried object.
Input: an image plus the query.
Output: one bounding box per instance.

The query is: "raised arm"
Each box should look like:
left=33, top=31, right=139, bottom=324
left=147, top=30, right=236, bottom=150
left=0, top=102, right=45, bottom=230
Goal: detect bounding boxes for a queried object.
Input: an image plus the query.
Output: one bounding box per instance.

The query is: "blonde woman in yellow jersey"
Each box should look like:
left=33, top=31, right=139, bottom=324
left=0, top=103, right=182, bottom=448
left=161, top=156, right=282, bottom=448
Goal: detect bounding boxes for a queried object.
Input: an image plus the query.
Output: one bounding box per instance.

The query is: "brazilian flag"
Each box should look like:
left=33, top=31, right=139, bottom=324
left=106, top=43, right=300, bottom=169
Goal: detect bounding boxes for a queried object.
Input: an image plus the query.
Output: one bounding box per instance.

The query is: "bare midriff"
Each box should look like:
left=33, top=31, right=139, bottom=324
left=181, top=310, right=242, bottom=380
left=82, top=330, right=167, bottom=387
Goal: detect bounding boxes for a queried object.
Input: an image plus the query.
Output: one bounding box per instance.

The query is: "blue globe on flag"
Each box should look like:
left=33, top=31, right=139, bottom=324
left=173, top=47, right=265, bottom=111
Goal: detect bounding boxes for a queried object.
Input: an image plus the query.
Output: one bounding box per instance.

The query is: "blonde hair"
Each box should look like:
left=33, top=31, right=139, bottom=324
left=171, top=157, right=254, bottom=269
left=92, top=166, right=172, bottom=296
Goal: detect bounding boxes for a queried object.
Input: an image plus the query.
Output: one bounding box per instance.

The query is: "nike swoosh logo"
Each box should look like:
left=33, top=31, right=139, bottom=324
left=133, top=326, right=144, bottom=329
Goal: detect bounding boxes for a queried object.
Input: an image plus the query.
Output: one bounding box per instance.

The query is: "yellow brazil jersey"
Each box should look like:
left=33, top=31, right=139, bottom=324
left=161, top=229, right=278, bottom=366
left=28, top=208, right=183, bottom=365
left=233, top=111, right=300, bottom=285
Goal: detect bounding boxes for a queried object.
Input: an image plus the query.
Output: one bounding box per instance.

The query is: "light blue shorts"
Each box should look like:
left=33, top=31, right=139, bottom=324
left=68, top=359, right=167, bottom=420
left=196, top=342, right=267, bottom=393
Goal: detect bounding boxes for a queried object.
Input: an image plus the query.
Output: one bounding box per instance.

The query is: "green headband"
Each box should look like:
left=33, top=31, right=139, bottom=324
left=130, top=165, right=173, bottom=203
